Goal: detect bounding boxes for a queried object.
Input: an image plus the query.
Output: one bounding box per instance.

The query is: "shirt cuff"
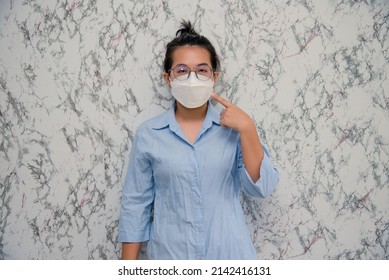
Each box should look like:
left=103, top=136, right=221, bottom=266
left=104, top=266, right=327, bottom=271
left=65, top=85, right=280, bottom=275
left=241, top=152, right=279, bottom=198
left=118, top=222, right=150, bottom=243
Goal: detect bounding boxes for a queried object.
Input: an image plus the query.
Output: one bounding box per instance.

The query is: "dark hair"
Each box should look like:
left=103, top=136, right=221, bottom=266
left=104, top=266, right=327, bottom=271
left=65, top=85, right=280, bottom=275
left=163, top=20, right=220, bottom=73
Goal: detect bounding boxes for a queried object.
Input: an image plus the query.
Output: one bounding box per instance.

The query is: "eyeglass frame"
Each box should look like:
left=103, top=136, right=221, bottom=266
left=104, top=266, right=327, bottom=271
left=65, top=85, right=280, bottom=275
left=168, top=64, right=216, bottom=81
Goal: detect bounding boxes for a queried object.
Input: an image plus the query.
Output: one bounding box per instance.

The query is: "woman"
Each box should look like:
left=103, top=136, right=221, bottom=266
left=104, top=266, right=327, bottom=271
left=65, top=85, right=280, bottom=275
left=118, top=20, right=279, bottom=260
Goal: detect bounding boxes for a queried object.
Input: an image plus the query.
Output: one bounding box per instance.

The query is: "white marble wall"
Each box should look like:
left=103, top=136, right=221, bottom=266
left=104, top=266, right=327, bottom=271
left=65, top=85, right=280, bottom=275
left=0, top=0, right=388, bottom=260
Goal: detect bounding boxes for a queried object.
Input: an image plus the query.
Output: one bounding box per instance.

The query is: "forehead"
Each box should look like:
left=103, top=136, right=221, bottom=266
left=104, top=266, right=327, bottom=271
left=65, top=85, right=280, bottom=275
left=171, top=45, right=211, bottom=67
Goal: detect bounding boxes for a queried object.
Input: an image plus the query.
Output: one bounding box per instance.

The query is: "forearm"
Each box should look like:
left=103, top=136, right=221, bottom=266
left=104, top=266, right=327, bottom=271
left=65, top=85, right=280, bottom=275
left=121, top=242, right=142, bottom=260
left=240, top=122, right=264, bottom=182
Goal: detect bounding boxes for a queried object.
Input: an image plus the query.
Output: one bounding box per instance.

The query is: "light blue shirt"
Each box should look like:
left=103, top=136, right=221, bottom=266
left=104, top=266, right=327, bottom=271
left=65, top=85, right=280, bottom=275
left=118, top=102, right=279, bottom=259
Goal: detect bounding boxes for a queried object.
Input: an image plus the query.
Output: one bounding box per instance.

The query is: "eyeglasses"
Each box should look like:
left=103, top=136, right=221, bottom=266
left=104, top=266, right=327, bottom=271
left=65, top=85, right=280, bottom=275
left=169, top=64, right=214, bottom=81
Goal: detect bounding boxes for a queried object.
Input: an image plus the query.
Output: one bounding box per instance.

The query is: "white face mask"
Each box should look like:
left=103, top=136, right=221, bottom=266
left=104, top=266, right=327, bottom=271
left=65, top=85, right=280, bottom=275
left=170, top=74, right=214, bottom=108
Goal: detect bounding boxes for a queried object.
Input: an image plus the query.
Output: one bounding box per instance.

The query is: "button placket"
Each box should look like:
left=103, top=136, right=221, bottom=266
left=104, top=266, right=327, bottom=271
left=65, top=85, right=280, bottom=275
left=190, top=145, right=205, bottom=258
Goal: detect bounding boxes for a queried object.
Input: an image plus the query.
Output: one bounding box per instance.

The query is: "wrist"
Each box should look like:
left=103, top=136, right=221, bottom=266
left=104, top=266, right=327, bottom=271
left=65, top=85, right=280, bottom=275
left=238, top=119, right=256, bottom=134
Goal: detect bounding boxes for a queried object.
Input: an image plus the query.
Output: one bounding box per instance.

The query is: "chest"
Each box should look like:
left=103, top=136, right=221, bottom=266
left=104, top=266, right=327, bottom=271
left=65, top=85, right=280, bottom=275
left=149, top=125, right=240, bottom=181
left=177, top=120, right=203, bottom=145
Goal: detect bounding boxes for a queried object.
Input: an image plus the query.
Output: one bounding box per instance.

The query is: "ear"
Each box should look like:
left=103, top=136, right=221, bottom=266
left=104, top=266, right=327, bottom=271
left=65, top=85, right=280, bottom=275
left=213, top=71, right=220, bottom=83
left=163, top=72, right=171, bottom=87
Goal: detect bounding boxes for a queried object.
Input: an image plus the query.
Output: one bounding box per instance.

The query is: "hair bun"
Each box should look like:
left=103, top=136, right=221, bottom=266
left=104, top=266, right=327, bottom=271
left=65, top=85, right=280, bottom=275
left=163, top=19, right=220, bottom=73
left=176, top=20, right=198, bottom=37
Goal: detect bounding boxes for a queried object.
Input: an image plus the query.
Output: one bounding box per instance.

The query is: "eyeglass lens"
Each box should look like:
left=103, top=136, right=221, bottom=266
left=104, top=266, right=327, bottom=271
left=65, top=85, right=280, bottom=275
left=171, top=65, right=212, bottom=80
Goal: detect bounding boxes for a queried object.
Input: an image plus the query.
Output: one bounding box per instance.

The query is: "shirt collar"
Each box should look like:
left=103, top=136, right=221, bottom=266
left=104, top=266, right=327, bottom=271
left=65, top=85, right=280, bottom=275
left=152, top=102, right=221, bottom=132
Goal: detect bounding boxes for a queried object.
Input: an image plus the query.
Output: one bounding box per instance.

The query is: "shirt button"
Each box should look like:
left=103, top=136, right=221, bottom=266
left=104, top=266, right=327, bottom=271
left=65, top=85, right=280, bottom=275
left=198, top=228, right=203, bottom=234
left=195, top=199, right=200, bottom=205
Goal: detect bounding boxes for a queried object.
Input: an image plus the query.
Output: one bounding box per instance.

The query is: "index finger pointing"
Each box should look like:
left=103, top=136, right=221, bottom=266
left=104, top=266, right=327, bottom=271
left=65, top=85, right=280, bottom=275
left=211, top=93, right=231, bottom=107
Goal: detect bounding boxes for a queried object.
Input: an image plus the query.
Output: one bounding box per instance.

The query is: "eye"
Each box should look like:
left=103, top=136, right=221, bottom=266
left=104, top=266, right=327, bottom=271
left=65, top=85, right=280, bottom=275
left=175, top=66, right=189, bottom=75
left=197, top=66, right=211, bottom=73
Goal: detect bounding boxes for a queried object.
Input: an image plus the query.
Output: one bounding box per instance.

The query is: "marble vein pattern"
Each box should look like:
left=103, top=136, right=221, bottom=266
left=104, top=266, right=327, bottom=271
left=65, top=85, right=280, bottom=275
left=0, top=0, right=388, bottom=259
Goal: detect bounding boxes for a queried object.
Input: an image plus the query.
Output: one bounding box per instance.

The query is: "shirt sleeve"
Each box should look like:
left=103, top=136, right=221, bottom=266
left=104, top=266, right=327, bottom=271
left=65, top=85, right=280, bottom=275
left=238, top=142, right=280, bottom=198
left=118, top=126, right=155, bottom=242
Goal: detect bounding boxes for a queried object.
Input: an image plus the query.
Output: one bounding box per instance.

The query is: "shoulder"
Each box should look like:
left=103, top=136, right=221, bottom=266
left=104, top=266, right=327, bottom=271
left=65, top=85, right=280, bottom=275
left=136, top=109, right=170, bottom=134
left=130, top=110, right=169, bottom=153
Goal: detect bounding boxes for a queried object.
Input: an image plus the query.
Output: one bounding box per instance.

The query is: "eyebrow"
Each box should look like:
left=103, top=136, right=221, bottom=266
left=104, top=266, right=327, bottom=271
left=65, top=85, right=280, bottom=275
left=175, top=63, right=210, bottom=68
